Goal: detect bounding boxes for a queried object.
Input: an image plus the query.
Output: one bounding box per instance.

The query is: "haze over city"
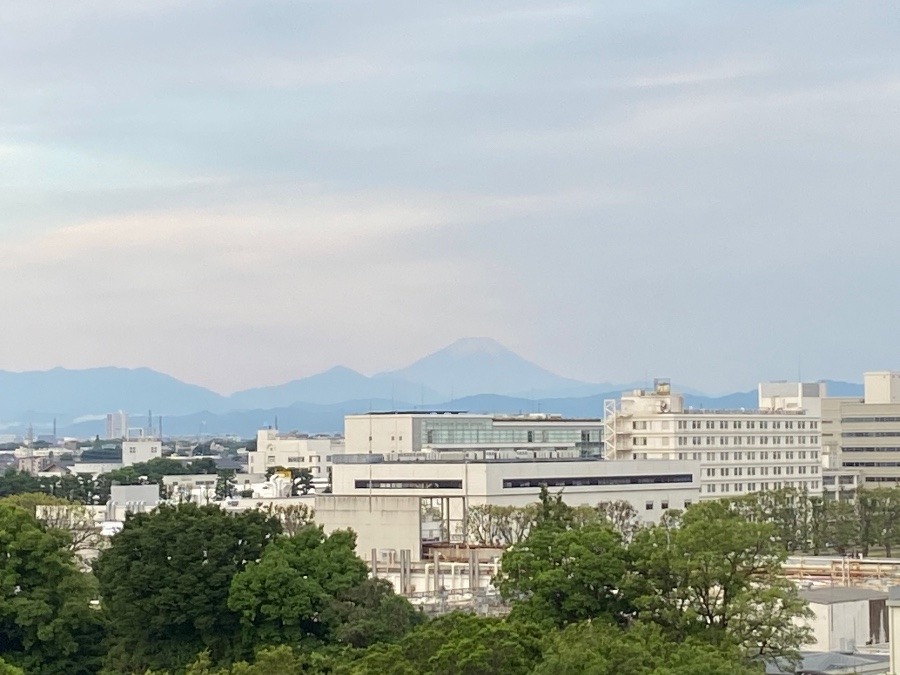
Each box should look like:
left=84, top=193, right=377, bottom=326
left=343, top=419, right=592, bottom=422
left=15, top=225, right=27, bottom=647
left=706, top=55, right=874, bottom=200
left=1, top=2, right=897, bottom=394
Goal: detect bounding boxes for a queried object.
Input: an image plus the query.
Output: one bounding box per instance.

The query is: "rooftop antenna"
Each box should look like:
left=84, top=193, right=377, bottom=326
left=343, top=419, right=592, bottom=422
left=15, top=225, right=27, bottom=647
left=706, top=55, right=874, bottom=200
left=158, top=416, right=163, bottom=440
left=147, top=409, right=153, bottom=437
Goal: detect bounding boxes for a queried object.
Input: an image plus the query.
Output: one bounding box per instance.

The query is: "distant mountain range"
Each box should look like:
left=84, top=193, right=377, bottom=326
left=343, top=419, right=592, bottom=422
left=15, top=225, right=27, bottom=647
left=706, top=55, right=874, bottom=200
left=0, top=337, right=865, bottom=438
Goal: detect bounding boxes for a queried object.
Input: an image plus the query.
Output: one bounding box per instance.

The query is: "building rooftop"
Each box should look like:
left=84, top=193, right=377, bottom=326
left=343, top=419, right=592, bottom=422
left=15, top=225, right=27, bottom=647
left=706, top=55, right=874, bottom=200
left=798, top=587, right=888, bottom=605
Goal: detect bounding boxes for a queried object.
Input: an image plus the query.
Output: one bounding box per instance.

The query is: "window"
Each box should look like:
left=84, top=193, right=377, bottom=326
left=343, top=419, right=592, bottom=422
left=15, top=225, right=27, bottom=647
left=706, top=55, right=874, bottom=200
left=633, top=421, right=648, bottom=430
left=722, top=484, right=730, bottom=493
left=661, top=500, right=669, bottom=510
left=706, top=452, right=715, bottom=461
left=678, top=436, right=688, bottom=446
left=684, top=499, right=692, bottom=507
left=760, top=436, right=769, bottom=445
left=692, top=437, right=702, bottom=446
left=734, top=421, right=743, bottom=430
left=760, top=467, right=769, bottom=476
left=785, top=451, right=793, bottom=460
left=705, top=420, right=715, bottom=429
left=692, top=420, right=701, bottom=429
left=733, top=436, right=742, bottom=445
left=811, top=421, right=818, bottom=429
left=706, top=436, right=715, bottom=445
left=773, top=451, right=781, bottom=460
left=772, top=436, right=782, bottom=445
left=748, top=467, right=756, bottom=475
left=798, top=421, right=807, bottom=429
left=719, top=420, right=729, bottom=429
left=721, top=468, right=730, bottom=476
left=356, top=479, right=463, bottom=489
left=734, top=483, right=743, bottom=492
left=799, top=437, right=807, bottom=445
left=677, top=420, right=688, bottom=430
left=773, top=421, right=781, bottom=430
left=747, top=437, right=756, bottom=445
left=501, top=474, right=694, bottom=489
left=734, top=451, right=742, bottom=461
left=760, top=421, right=768, bottom=430
left=734, top=467, right=743, bottom=476
left=785, top=421, right=794, bottom=429
left=645, top=500, right=654, bottom=511
left=706, top=484, right=716, bottom=493
left=719, top=452, right=729, bottom=461
left=720, top=436, right=729, bottom=445
left=748, top=482, right=756, bottom=491
left=706, top=468, right=716, bottom=477
left=747, top=421, right=756, bottom=429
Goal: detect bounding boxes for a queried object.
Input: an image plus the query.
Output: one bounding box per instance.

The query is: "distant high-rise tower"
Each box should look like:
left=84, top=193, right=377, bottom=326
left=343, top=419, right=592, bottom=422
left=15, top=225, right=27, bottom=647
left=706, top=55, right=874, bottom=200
left=106, top=411, right=128, bottom=439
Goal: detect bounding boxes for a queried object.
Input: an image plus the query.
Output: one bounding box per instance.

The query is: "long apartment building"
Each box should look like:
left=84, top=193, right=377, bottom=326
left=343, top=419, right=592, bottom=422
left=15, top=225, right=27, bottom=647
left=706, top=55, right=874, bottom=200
left=822, top=371, right=900, bottom=488
left=604, top=379, right=823, bottom=498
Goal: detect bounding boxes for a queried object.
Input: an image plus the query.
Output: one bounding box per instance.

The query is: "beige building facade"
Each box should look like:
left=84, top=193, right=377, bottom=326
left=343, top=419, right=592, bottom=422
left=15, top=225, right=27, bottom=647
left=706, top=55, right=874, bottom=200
left=822, top=371, right=900, bottom=488
left=605, top=380, right=822, bottom=498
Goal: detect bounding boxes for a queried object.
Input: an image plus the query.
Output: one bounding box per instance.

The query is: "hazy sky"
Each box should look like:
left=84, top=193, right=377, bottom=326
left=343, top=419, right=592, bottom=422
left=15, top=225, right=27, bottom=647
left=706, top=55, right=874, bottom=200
left=0, top=1, right=897, bottom=394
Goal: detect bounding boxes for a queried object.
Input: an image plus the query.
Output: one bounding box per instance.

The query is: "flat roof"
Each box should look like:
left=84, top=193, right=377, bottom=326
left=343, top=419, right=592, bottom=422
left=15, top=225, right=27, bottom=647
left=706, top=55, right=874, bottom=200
left=798, top=587, right=887, bottom=604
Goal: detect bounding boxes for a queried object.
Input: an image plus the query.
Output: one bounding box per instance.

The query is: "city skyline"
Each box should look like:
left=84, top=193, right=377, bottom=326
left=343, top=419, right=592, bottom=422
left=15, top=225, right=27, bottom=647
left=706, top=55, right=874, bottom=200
left=1, top=2, right=898, bottom=393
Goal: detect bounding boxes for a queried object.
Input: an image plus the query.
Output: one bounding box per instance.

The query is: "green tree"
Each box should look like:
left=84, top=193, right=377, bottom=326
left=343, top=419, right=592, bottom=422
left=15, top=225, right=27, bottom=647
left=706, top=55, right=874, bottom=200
left=94, top=503, right=281, bottom=673
left=332, top=578, right=423, bottom=648
left=345, top=613, right=543, bottom=675
left=228, top=524, right=368, bottom=647
left=534, top=621, right=763, bottom=675
left=495, top=516, right=632, bottom=627
left=0, top=492, right=100, bottom=557
left=629, top=500, right=811, bottom=661
left=0, top=504, right=104, bottom=675
left=215, top=469, right=237, bottom=500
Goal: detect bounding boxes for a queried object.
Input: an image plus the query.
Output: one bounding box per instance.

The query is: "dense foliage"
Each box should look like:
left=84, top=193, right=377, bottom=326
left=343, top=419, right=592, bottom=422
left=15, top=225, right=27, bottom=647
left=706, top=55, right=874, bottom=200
left=0, top=487, right=835, bottom=674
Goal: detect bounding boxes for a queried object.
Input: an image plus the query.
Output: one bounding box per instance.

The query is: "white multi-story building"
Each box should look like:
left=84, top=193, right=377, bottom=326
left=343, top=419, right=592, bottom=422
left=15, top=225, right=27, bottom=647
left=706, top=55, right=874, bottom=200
left=105, top=411, right=128, bottom=440
left=344, top=412, right=604, bottom=457
left=604, top=379, right=822, bottom=498
left=822, top=371, right=900, bottom=488
left=122, top=438, right=162, bottom=467
left=248, top=429, right=345, bottom=485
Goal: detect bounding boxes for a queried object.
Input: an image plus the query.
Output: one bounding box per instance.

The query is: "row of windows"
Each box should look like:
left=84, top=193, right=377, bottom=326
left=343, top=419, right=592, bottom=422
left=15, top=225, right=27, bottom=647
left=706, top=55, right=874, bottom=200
left=844, top=461, right=900, bottom=468
left=502, top=474, right=693, bottom=489
left=842, top=447, right=900, bottom=453
left=673, top=450, right=818, bottom=462
left=705, top=465, right=817, bottom=477
left=841, top=417, right=900, bottom=424
left=676, top=420, right=817, bottom=431
left=865, top=477, right=900, bottom=483
left=705, top=480, right=819, bottom=493
left=842, top=432, right=900, bottom=438
left=675, top=436, right=818, bottom=447
left=355, top=480, right=463, bottom=490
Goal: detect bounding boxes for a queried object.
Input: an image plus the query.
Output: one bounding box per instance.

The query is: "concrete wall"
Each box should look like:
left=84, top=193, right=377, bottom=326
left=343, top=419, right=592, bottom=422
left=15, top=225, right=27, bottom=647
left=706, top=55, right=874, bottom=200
left=344, top=415, right=417, bottom=455
left=314, top=494, right=423, bottom=560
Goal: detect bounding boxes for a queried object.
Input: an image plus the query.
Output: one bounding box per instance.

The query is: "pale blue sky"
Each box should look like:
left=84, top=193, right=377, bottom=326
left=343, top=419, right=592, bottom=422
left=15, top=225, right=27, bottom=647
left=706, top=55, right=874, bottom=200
left=0, top=1, right=897, bottom=393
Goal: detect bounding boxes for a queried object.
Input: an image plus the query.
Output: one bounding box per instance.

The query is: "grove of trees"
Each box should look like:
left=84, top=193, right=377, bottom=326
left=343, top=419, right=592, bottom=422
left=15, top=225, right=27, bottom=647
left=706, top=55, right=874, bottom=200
left=0, top=483, right=830, bottom=674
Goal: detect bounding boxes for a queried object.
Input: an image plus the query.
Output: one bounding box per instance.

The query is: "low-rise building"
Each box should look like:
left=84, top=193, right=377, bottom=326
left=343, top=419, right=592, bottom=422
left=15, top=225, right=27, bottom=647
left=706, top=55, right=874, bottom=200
left=344, top=411, right=604, bottom=458
left=122, top=438, right=162, bottom=467
left=248, top=429, right=345, bottom=486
